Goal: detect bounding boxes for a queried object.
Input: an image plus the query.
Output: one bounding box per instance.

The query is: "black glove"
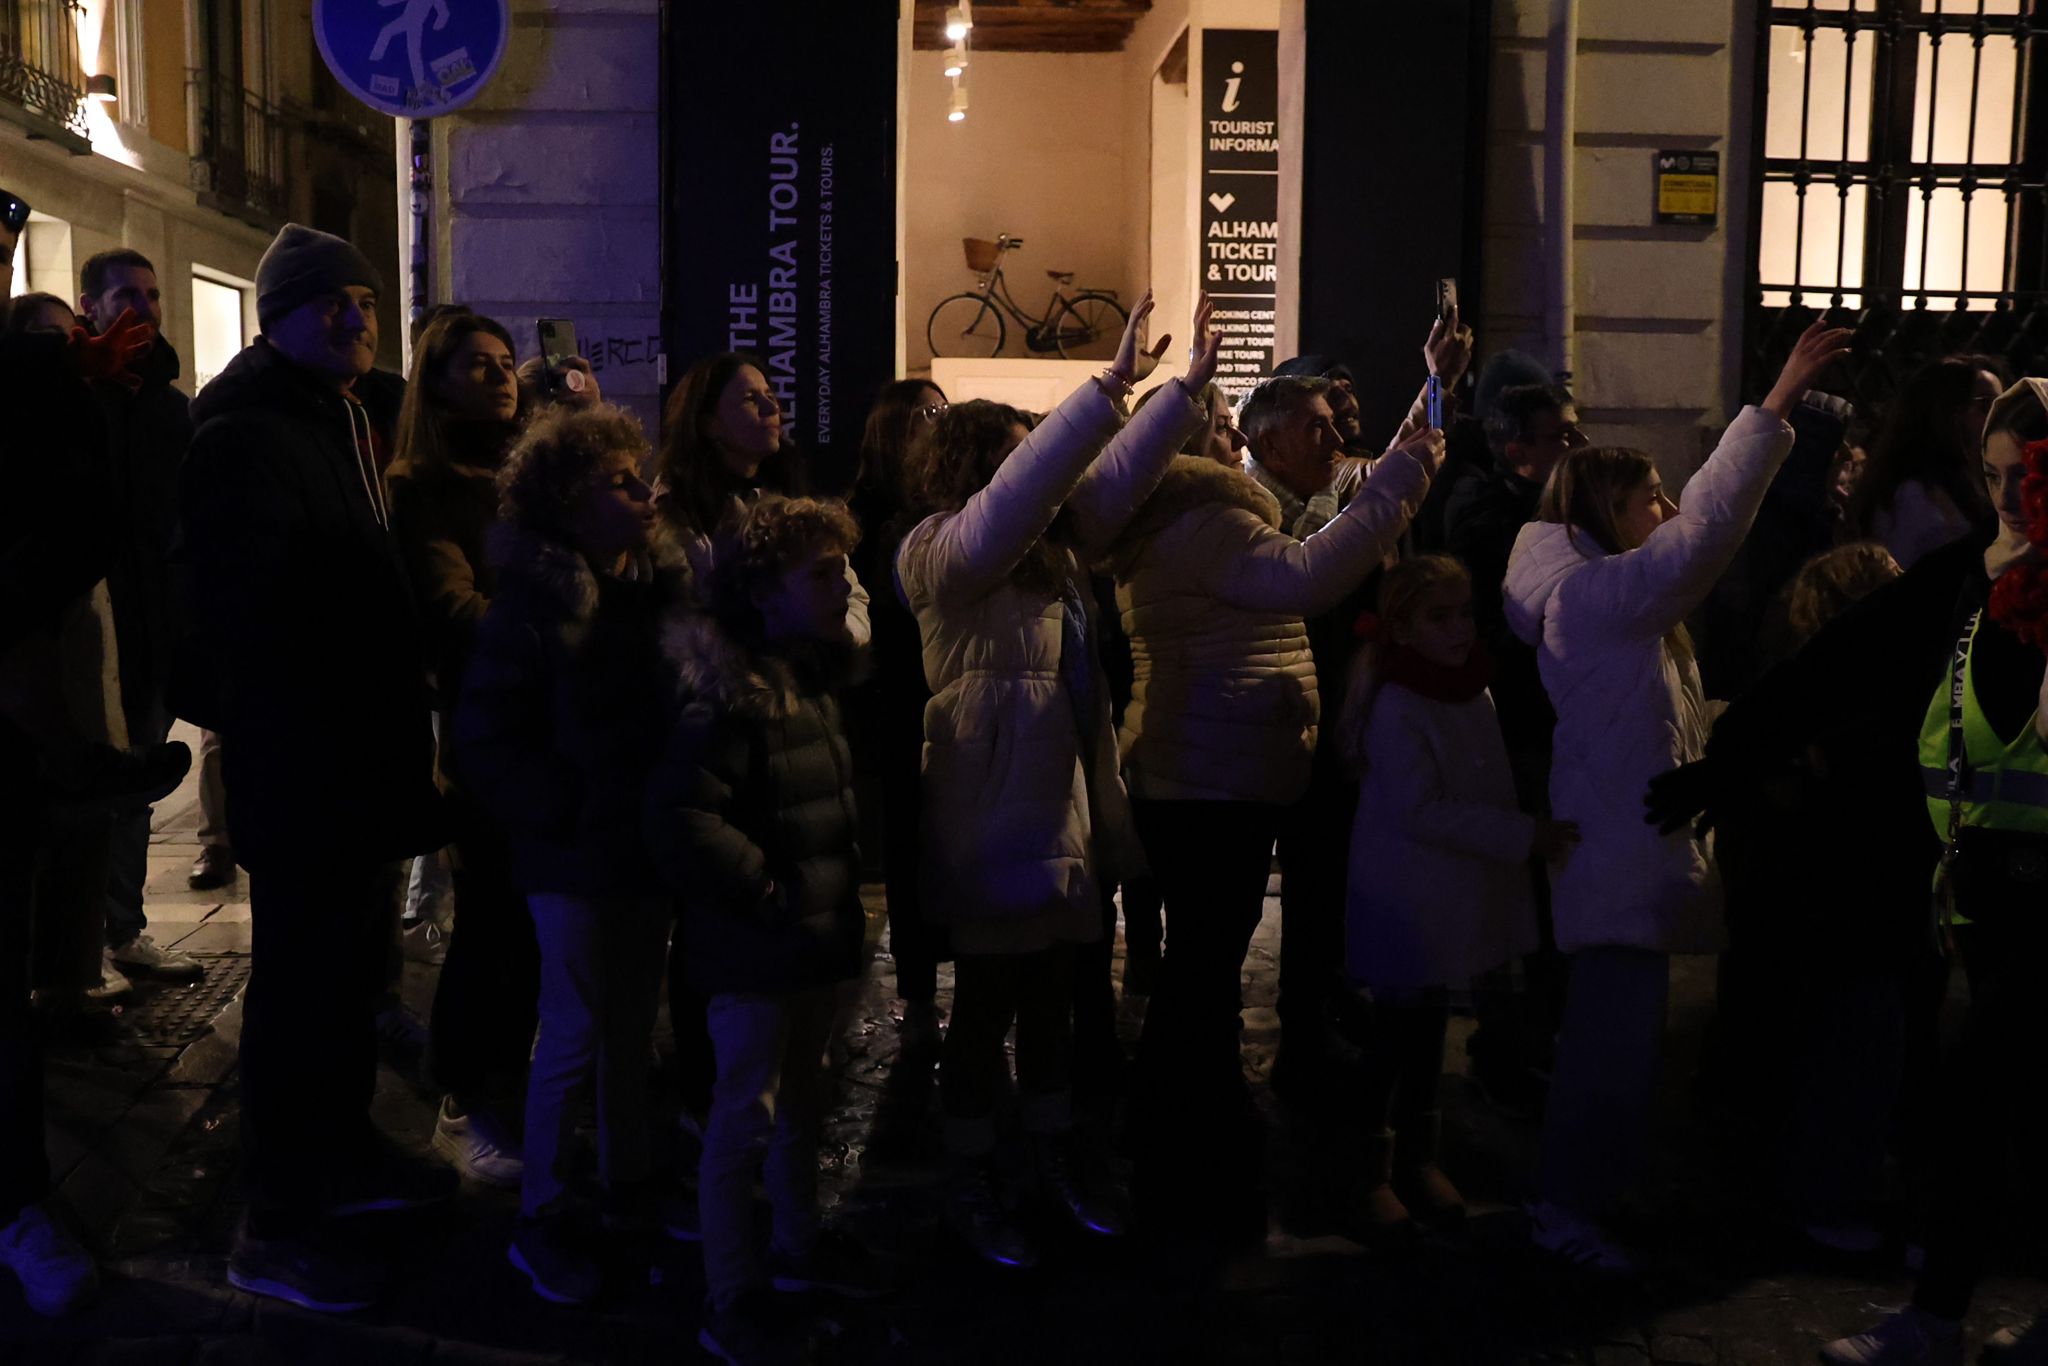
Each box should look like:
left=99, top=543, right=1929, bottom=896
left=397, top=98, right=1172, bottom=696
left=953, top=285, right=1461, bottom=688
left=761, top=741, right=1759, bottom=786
left=1644, top=758, right=1724, bottom=838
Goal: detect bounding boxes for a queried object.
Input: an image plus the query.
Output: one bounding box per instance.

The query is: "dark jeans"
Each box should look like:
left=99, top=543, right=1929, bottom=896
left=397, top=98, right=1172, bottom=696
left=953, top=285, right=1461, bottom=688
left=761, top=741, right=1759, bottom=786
left=1536, top=946, right=1670, bottom=1217
left=426, top=818, right=540, bottom=1130
left=1915, top=918, right=2048, bottom=1320
left=1131, top=798, right=1281, bottom=1108
left=102, top=693, right=169, bottom=948
left=1274, top=763, right=1353, bottom=1041
left=1119, top=872, right=1163, bottom=992
left=942, top=945, right=1075, bottom=1155
left=241, top=860, right=405, bottom=1233
left=1359, top=989, right=1451, bottom=1134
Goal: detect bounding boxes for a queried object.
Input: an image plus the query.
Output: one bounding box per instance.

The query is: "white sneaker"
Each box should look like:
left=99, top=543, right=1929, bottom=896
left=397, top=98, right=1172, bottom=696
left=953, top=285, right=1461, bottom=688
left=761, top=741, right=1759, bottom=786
left=431, top=1097, right=523, bottom=1188
left=85, top=962, right=133, bottom=1002
left=1526, top=1200, right=1640, bottom=1277
left=109, top=933, right=205, bottom=982
left=1820, top=1307, right=1964, bottom=1366
left=0, top=1203, right=99, bottom=1316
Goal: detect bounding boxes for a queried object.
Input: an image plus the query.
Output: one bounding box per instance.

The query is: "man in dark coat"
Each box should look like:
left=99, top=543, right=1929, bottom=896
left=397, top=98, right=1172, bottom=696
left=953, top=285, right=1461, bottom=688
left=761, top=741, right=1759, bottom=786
left=75, top=249, right=206, bottom=988
left=180, top=223, right=447, bottom=1311
left=1441, top=382, right=1582, bottom=1105
left=0, top=190, right=186, bottom=1319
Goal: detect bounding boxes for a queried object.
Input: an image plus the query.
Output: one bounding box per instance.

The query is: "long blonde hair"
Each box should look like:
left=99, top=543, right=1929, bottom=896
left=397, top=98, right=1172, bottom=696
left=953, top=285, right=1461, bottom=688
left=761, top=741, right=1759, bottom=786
left=1337, top=555, right=1471, bottom=772
left=1540, top=443, right=1694, bottom=663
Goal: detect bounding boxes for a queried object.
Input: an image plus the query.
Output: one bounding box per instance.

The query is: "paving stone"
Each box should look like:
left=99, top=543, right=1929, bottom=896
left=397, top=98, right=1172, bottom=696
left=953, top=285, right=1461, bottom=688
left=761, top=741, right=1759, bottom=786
left=1650, top=1336, right=1717, bottom=1365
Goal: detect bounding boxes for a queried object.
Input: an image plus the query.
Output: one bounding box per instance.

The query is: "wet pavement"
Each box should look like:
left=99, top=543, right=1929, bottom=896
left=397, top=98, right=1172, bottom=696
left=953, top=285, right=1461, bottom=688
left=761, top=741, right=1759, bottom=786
left=7, top=722, right=2047, bottom=1364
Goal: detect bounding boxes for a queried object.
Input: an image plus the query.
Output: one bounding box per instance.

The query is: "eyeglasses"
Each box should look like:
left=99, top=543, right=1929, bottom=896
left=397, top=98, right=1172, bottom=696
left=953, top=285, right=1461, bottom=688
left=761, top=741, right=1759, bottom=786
left=1, top=190, right=28, bottom=235
left=916, top=402, right=949, bottom=422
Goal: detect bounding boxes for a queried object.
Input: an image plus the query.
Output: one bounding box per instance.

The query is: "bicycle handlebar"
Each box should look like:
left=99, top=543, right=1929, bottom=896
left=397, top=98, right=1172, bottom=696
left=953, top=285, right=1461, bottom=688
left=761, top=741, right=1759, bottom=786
left=998, top=235, right=1025, bottom=250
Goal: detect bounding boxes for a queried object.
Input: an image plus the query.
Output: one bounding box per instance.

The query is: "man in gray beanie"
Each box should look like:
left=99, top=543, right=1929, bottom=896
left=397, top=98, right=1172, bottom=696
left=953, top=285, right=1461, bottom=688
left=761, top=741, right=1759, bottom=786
left=178, top=222, right=448, bottom=1312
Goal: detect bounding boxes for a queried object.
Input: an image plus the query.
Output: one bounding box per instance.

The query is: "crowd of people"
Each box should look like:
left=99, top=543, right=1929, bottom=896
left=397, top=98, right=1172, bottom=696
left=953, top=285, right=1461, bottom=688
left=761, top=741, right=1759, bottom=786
left=2, top=195, right=2046, bottom=1366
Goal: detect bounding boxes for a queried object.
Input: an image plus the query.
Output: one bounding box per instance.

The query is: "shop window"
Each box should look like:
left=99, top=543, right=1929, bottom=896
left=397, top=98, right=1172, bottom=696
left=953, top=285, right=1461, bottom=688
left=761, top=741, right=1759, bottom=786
left=192, top=267, right=252, bottom=390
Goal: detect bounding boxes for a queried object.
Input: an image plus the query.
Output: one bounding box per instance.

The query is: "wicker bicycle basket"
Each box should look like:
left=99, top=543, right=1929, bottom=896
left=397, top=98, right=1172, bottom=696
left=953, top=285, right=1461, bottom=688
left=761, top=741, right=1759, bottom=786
left=962, top=237, right=1002, bottom=273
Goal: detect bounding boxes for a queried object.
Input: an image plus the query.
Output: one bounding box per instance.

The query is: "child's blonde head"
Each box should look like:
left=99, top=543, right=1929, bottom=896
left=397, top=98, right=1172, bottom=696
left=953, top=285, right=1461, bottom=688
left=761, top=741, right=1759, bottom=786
left=1338, top=555, right=1472, bottom=769
left=1785, top=542, right=1900, bottom=644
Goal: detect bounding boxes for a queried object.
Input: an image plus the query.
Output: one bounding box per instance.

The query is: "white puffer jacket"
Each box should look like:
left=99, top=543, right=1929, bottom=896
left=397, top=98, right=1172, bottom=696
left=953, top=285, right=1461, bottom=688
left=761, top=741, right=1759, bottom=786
left=897, top=379, right=1204, bottom=955
left=1107, top=452, right=1430, bottom=804
left=1345, top=683, right=1536, bottom=993
left=1502, top=405, right=1794, bottom=954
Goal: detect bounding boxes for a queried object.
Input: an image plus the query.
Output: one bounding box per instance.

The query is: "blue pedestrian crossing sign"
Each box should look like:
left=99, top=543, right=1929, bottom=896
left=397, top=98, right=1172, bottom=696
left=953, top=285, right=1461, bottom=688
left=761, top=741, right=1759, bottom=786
left=314, top=0, right=511, bottom=119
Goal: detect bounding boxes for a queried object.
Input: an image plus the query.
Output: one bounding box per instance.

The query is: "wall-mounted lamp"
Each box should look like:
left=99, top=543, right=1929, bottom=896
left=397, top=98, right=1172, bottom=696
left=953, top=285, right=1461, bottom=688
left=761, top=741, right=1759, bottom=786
left=86, top=73, right=118, bottom=103
left=944, top=41, right=968, bottom=79
left=948, top=79, right=968, bottom=123
left=944, top=4, right=972, bottom=42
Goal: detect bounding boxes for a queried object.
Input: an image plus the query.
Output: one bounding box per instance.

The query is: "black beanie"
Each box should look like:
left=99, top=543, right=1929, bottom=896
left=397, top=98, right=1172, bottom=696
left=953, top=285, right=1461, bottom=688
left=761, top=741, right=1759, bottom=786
left=256, top=223, right=383, bottom=331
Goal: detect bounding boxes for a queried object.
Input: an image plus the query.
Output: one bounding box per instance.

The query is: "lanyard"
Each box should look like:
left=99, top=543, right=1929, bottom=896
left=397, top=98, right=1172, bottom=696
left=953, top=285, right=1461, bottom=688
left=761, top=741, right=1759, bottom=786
left=1933, top=607, right=1983, bottom=942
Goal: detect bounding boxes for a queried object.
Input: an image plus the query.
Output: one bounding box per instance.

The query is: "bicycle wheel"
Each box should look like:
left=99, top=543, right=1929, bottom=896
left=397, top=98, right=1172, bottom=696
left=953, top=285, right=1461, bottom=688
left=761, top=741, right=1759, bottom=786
left=927, top=293, right=1007, bottom=358
left=1052, top=292, right=1128, bottom=362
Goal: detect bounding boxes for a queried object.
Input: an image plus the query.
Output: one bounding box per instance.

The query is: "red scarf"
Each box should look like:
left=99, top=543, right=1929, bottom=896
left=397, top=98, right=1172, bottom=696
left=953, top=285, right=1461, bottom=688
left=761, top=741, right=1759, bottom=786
left=1380, top=640, right=1495, bottom=704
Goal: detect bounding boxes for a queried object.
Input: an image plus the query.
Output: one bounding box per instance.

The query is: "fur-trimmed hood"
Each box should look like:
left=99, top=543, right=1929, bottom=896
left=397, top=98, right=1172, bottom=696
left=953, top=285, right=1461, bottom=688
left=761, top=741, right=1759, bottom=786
left=662, top=612, right=852, bottom=721
left=1108, top=455, right=1282, bottom=575
left=486, top=519, right=692, bottom=646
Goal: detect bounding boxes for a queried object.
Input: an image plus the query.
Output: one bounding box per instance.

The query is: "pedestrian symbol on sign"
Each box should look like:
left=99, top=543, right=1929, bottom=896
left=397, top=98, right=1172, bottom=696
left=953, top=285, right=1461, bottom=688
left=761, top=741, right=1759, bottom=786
left=314, top=0, right=510, bottom=120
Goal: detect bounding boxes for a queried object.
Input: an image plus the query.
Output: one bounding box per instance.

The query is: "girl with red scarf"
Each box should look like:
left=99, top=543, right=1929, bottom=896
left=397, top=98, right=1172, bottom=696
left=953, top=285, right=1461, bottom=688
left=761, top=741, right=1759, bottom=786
left=1337, top=555, right=1578, bottom=1239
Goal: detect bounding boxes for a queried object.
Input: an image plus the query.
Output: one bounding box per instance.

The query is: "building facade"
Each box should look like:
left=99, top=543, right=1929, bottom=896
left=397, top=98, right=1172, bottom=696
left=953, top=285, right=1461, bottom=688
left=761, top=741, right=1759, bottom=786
left=2, top=0, right=402, bottom=388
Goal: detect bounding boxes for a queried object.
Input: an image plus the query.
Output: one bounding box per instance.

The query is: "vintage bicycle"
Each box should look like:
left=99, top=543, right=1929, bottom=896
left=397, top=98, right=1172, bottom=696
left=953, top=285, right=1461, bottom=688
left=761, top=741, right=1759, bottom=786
left=926, top=234, right=1129, bottom=361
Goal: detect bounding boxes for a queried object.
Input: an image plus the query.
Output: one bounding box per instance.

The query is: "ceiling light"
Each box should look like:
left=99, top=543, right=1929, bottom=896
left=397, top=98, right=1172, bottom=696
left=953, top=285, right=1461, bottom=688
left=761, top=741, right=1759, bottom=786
left=944, top=5, right=972, bottom=41
left=948, top=80, right=968, bottom=123
left=944, top=41, right=968, bottom=78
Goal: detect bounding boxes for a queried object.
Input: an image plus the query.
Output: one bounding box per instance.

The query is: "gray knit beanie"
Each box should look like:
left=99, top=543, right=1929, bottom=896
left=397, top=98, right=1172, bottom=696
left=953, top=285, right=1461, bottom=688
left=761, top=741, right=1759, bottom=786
left=256, top=223, right=383, bottom=331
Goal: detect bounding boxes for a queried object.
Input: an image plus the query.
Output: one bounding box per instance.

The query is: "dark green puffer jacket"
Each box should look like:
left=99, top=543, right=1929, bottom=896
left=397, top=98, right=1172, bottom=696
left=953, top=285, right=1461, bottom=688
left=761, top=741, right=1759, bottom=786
left=646, top=615, right=865, bottom=995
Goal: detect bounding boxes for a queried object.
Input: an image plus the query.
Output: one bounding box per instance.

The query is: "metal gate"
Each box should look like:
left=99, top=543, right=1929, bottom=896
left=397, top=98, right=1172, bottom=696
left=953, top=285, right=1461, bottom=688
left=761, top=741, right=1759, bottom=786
left=1745, top=0, right=2048, bottom=409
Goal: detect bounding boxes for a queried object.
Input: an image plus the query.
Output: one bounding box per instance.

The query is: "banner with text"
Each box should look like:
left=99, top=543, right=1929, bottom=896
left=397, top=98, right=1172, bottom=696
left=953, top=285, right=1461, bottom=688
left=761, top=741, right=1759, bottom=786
left=1201, top=29, right=1280, bottom=402
left=660, top=4, right=896, bottom=485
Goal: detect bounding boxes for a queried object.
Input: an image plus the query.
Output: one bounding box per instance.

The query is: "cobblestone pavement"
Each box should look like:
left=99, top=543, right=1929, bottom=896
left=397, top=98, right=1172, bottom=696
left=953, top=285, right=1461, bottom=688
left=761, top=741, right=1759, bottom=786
left=5, top=724, right=2046, bottom=1365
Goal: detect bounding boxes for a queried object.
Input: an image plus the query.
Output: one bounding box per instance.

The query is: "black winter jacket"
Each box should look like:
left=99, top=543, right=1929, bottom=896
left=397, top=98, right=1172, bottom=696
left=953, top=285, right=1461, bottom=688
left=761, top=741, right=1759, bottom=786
left=178, top=338, right=442, bottom=872
left=93, top=335, right=191, bottom=729
left=1443, top=459, right=1554, bottom=787
left=646, top=618, right=864, bottom=996
left=452, top=525, right=678, bottom=897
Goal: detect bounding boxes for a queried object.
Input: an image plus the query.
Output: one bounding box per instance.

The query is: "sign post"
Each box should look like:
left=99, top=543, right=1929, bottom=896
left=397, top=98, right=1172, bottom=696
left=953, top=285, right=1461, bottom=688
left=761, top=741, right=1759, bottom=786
left=1202, top=29, right=1281, bottom=402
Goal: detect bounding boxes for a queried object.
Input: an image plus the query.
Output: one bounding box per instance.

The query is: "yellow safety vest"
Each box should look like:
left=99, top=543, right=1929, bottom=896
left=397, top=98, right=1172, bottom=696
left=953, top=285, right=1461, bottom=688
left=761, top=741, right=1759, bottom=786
left=1918, top=613, right=2048, bottom=892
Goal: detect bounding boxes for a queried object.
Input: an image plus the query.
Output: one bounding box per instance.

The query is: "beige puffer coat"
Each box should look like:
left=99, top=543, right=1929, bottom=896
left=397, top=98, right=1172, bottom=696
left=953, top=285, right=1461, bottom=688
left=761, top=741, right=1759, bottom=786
left=1106, top=451, right=1430, bottom=805
left=896, top=378, right=1203, bottom=954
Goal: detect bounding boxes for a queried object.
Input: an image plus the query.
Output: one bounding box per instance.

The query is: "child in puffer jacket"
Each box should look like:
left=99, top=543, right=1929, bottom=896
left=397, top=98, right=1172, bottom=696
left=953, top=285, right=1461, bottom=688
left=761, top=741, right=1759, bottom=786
left=644, top=495, right=886, bottom=1365
left=1338, top=555, right=1576, bottom=1241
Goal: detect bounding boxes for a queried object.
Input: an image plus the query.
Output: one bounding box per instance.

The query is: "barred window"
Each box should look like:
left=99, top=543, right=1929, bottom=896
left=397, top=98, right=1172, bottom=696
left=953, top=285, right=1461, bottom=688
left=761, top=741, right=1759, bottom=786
left=1748, top=0, right=2048, bottom=397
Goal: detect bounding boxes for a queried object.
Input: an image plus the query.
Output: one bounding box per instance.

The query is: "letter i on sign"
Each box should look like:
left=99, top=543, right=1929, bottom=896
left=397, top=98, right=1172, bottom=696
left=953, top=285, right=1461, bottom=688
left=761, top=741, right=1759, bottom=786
left=1222, top=61, right=1243, bottom=113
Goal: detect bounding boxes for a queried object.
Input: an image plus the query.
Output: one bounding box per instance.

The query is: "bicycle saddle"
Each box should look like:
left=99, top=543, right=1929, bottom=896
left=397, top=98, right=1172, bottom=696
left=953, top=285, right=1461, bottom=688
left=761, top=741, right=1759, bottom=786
left=1046, top=269, right=1075, bottom=283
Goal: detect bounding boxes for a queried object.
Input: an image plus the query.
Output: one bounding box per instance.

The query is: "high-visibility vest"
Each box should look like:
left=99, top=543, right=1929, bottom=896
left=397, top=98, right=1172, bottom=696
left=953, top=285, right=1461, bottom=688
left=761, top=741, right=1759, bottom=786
left=1918, top=616, right=2048, bottom=841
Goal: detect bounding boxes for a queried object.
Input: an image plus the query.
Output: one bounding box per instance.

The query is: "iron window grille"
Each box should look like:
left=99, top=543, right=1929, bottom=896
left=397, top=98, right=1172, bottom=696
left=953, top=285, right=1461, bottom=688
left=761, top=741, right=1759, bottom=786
left=0, top=0, right=89, bottom=151
left=1745, top=0, right=2048, bottom=405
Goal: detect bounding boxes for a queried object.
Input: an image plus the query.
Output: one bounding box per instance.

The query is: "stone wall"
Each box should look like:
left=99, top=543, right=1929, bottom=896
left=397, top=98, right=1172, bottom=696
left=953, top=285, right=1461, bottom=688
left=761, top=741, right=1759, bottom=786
left=423, top=0, right=662, bottom=433
left=1484, top=0, right=1756, bottom=483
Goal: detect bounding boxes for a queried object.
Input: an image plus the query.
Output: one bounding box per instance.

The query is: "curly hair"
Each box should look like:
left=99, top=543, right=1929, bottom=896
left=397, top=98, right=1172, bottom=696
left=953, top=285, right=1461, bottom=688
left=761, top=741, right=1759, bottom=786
left=903, top=398, right=1074, bottom=596
left=1785, top=542, right=1901, bottom=645
left=703, top=494, right=861, bottom=640
left=497, top=401, right=650, bottom=538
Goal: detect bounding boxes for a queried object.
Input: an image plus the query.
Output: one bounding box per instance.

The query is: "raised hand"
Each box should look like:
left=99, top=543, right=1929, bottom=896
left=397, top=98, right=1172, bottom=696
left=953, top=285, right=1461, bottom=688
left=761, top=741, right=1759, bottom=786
left=70, top=307, right=154, bottom=390
left=1387, top=424, right=1446, bottom=480
left=1112, top=290, right=1165, bottom=387
left=1763, top=318, right=1854, bottom=421
left=1424, top=300, right=1474, bottom=389
left=1183, top=293, right=1222, bottom=392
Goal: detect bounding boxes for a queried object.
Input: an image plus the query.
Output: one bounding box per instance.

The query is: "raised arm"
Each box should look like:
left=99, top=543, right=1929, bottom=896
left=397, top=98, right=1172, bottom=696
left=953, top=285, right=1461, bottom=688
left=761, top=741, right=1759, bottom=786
left=1198, top=430, right=1440, bottom=615
left=1069, top=294, right=1224, bottom=554
left=1561, top=321, right=1851, bottom=642
left=1385, top=301, right=1474, bottom=451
